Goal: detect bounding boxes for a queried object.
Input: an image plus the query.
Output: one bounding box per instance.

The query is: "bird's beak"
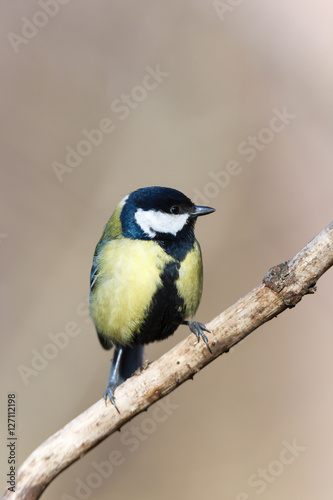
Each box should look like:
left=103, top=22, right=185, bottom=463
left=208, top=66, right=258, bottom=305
left=193, top=205, right=216, bottom=217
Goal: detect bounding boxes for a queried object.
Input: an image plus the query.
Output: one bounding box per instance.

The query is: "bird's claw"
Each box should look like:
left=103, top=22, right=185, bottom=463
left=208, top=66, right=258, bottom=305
left=186, top=321, right=212, bottom=354
left=103, top=384, right=120, bottom=413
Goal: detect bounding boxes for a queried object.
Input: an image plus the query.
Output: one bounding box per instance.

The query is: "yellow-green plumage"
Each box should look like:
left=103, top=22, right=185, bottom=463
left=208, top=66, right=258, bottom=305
left=176, top=240, right=202, bottom=318
left=90, top=238, right=173, bottom=344
left=90, top=235, right=203, bottom=346
left=102, top=196, right=127, bottom=240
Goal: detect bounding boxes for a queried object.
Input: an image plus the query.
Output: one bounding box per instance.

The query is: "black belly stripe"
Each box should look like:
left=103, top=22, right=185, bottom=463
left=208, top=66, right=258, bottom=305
left=132, top=260, right=186, bottom=345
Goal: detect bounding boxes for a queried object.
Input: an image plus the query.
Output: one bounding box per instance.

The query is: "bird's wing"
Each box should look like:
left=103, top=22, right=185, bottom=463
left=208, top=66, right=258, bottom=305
left=90, top=257, right=99, bottom=294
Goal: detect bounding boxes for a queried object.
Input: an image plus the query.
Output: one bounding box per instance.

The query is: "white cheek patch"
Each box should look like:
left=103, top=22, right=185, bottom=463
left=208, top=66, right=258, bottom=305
left=135, top=209, right=189, bottom=237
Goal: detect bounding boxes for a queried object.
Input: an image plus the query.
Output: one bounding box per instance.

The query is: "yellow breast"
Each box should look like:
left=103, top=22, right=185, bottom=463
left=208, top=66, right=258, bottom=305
left=176, top=240, right=203, bottom=318
left=89, top=238, right=174, bottom=345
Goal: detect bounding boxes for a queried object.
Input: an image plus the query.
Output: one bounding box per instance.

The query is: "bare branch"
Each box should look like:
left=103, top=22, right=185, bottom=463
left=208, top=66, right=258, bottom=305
left=3, top=221, right=333, bottom=500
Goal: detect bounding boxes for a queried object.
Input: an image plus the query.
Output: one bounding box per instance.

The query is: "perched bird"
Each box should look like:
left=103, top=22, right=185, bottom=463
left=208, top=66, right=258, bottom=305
left=89, top=186, right=215, bottom=408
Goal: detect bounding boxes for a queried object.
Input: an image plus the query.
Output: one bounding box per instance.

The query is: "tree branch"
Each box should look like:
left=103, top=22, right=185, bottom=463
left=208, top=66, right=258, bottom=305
left=4, top=221, right=333, bottom=500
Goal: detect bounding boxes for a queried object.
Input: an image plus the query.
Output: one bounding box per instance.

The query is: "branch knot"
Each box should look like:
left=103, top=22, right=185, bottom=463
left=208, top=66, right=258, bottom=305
left=263, top=262, right=289, bottom=293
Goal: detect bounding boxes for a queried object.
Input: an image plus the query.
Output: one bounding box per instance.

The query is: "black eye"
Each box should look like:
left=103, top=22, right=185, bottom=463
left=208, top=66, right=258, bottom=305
left=170, top=205, right=180, bottom=215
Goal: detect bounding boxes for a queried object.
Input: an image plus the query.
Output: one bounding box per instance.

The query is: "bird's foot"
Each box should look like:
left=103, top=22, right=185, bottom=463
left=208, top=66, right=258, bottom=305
left=184, top=321, right=212, bottom=354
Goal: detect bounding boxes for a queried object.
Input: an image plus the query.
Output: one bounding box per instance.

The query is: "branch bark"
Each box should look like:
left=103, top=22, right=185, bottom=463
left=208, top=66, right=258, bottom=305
left=4, top=221, right=333, bottom=500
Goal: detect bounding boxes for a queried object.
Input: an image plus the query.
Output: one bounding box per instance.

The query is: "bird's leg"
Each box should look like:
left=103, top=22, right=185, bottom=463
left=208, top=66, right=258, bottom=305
left=183, top=321, right=212, bottom=354
left=103, top=345, right=124, bottom=411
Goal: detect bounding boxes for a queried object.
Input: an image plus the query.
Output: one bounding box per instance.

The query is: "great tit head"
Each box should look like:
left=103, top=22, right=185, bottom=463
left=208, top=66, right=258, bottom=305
left=119, top=186, right=215, bottom=241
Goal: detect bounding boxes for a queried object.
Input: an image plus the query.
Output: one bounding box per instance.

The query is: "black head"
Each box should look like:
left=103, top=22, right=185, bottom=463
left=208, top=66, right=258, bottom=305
left=120, top=186, right=215, bottom=242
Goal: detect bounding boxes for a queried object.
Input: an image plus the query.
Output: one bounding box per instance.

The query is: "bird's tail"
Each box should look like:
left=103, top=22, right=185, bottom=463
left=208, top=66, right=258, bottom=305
left=118, top=344, right=144, bottom=384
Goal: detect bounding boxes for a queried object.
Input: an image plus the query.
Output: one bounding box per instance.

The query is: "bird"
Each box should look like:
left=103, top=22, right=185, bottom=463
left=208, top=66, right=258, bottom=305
left=89, top=186, right=215, bottom=409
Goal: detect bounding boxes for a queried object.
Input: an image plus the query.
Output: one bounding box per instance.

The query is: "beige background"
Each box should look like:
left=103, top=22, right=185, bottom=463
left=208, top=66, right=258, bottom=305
left=1, top=1, right=333, bottom=499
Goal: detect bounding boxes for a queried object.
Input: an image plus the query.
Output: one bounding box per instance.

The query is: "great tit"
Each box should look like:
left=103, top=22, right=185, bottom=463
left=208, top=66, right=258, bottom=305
left=89, top=186, right=215, bottom=408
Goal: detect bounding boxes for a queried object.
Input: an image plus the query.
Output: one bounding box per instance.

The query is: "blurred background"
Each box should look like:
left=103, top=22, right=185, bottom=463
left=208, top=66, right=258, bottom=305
left=1, top=1, right=333, bottom=499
